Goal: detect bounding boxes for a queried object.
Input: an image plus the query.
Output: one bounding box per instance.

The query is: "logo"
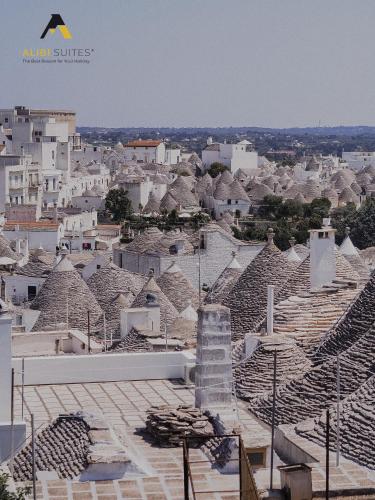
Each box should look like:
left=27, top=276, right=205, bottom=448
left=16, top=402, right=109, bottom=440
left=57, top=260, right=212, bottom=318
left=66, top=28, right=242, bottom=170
left=41, top=14, right=72, bottom=39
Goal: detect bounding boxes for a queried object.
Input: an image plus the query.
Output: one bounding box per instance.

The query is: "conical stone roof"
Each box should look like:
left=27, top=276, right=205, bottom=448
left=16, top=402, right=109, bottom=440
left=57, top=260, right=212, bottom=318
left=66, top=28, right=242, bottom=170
left=248, top=183, right=273, bottom=201
left=143, top=192, right=161, bottom=213
left=30, top=255, right=103, bottom=332
left=160, top=192, right=178, bottom=212
left=205, top=254, right=243, bottom=304
left=156, top=261, right=200, bottom=312
left=168, top=176, right=198, bottom=207
left=131, top=276, right=179, bottom=330
left=0, top=234, right=20, bottom=262
left=223, top=230, right=297, bottom=340
left=87, top=262, right=146, bottom=337
left=235, top=336, right=311, bottom=398
left=296, top=374, right=375, bottom=470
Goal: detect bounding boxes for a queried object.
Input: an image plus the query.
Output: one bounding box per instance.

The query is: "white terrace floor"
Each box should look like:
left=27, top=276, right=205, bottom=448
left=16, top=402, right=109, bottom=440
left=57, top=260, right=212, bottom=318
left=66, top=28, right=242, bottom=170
left=14, top=379, right=375, bottom=499
left=14, top=379, right=266, bottom=500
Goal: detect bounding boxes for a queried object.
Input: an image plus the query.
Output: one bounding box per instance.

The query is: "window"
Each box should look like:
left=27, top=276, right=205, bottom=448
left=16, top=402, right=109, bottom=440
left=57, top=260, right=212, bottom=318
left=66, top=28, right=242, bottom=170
left=227, top=199, right=232, bottom=204
left=28, top=285, right=37, bottom=301
left=246, top=447, right=267, bottom=468
left=4, top=117, right=8, bottom=123
left=52, top=150, right=55, bottom=160
left=96, top=264, right=101, bottom=270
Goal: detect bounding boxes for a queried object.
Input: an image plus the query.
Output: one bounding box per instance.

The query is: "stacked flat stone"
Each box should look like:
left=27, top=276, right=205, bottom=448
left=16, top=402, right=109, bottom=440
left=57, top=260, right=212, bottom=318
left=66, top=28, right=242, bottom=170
left=30, top=255, right=103, bottom=333
left=224, top=233, right=297, bottom=341
left=235, top=337, right=311, bottom=398
left=108, top=327, right=154, bottom=353
left=145, top=405, right=214, bottom=447
left=131, top=276, right=179, bottom=330
left=13, top=416, right=90, bottom=481
left=249, top=318, right=375, bottom=426
left=296, top=375, right=375, bottom=470
left=273, top=283, right=359, bottom=355
left=156, top=262, right=200, bottom=312
left=205, top=254, right=242, bottom=305
left=314, top=272, right=375, bottom=362
left=87, top=262, right=146, bottom=338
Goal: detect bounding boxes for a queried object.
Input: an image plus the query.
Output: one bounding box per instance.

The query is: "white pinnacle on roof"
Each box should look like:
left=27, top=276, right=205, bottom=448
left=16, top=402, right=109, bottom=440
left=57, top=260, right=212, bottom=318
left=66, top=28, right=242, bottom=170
left=179, top=301, right=198, bottom=321
left=227, top=253, right=242, bottom=269
left=286, top=246, right=302, bottom=263
left=53, top=254, right=75, bottom=272
left=340, top=228, right=359, bottom=257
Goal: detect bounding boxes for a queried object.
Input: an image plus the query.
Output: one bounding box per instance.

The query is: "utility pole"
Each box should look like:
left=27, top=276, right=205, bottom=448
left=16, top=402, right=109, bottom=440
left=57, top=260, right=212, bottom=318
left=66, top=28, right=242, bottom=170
left=31, top=413, right=37, bottom=500
left=87, top=310, right=91, bottom=354
left=9, top=368, right=15, bottom=475
left=198, top=227, right=201, bottom=304
left=326, top=409, right=330, bottom=500
left=21, top=358, right=25, bottom=420
left=270, top=349, right=277, bottom=490
left=103, top=313, right=107, bottom=352
left=336, top=354, right=340, bottom=467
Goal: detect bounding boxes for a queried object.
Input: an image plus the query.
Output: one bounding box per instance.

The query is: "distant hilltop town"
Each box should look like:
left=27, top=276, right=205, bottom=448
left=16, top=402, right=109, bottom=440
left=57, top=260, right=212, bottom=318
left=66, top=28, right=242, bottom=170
left=1, top=106, right=375, bottom=498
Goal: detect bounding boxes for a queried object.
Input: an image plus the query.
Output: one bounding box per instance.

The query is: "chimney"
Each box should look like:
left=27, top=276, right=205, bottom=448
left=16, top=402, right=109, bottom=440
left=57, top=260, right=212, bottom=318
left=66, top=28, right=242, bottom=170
left=145, top=293, right=160, bottom=332
left=309, top=218, right=336, bottom=290
left=195, top=304, right=232, bottom=410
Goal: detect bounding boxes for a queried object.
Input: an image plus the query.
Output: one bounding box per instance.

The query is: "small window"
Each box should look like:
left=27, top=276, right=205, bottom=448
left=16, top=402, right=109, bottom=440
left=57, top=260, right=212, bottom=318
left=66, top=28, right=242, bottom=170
left=27, top=285, right=37, bottom=301
left=227, top=199, right=232, bottom=204
left=5, top=117, right=8, bottom=123
left=246, top=447, right=267, bottom=468
left=96, top=264, right=101, bottom=270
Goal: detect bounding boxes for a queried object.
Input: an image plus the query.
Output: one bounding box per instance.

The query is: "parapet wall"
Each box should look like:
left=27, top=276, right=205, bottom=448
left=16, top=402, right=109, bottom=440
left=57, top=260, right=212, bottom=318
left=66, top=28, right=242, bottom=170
left=12, top=350, right=196, bottom=386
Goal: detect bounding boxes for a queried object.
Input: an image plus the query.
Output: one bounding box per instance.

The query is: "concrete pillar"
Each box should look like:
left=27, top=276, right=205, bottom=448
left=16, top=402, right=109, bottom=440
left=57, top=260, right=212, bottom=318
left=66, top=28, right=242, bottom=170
left=0, top=311, right=12, bottom=421
left=267, top=285, right=274, bottom=335
left=195, top=304, right=232, bottom=410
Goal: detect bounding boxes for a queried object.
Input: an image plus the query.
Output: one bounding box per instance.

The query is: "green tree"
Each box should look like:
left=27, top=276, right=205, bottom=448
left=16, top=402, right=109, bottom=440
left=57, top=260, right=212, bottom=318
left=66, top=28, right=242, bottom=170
left=349, top=198, right=375, bottom=249
left=105, top=188, right=133, bottom=222
left=278, top=199, right=304, bottom=219
left=191, top=212, right=210, bottom=229
left=331, top=203, right=357, bottom=244
left=304, top=198, right=331, bottom=219
left=258, top=195, right=283, bottom=218
left=207, top=162, right=229, bottom=178
left=0, top=472, right=31, bottom=500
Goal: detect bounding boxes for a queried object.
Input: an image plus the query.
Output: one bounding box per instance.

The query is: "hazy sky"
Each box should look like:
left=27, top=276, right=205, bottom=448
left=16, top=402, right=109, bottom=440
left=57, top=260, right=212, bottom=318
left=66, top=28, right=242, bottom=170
left=2, top=0, right=375, bottom=127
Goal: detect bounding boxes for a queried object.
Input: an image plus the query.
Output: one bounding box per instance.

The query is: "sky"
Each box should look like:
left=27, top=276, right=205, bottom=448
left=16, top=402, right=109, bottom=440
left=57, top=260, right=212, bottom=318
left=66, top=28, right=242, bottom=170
left=2, top=0, right=375, bottom=128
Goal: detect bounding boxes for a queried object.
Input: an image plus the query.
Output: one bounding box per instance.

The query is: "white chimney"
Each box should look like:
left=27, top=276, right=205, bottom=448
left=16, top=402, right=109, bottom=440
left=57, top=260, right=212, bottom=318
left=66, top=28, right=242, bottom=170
left=309, top=220, right=336, bottom=290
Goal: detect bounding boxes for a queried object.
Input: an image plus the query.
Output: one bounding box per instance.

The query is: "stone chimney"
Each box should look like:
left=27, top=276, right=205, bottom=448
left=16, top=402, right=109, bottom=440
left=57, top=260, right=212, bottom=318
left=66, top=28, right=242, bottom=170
left=309, top=218, right=336, bottom=290
left=195, top=304, right=232, bottom=410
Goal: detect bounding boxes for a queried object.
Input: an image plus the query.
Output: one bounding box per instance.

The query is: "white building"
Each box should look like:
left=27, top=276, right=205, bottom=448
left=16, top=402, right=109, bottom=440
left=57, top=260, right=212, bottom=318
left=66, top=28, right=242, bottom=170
left=202, top=139, right=258, bottom=174
left=0, top=155, right=42, bottom=213
left=123, top=139, right=180, bottom=165
left=342, top=151, right=375, bottom=171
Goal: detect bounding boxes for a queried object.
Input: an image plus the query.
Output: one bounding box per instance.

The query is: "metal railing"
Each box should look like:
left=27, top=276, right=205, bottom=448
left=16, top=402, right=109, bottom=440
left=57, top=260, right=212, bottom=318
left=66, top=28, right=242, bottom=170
left=182, top=434, right=259, bottom=500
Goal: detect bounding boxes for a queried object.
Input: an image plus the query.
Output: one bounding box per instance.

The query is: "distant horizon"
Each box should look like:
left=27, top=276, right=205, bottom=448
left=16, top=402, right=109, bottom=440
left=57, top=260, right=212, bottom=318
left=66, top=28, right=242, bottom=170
left=76, top=124, right=375, bottom=129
